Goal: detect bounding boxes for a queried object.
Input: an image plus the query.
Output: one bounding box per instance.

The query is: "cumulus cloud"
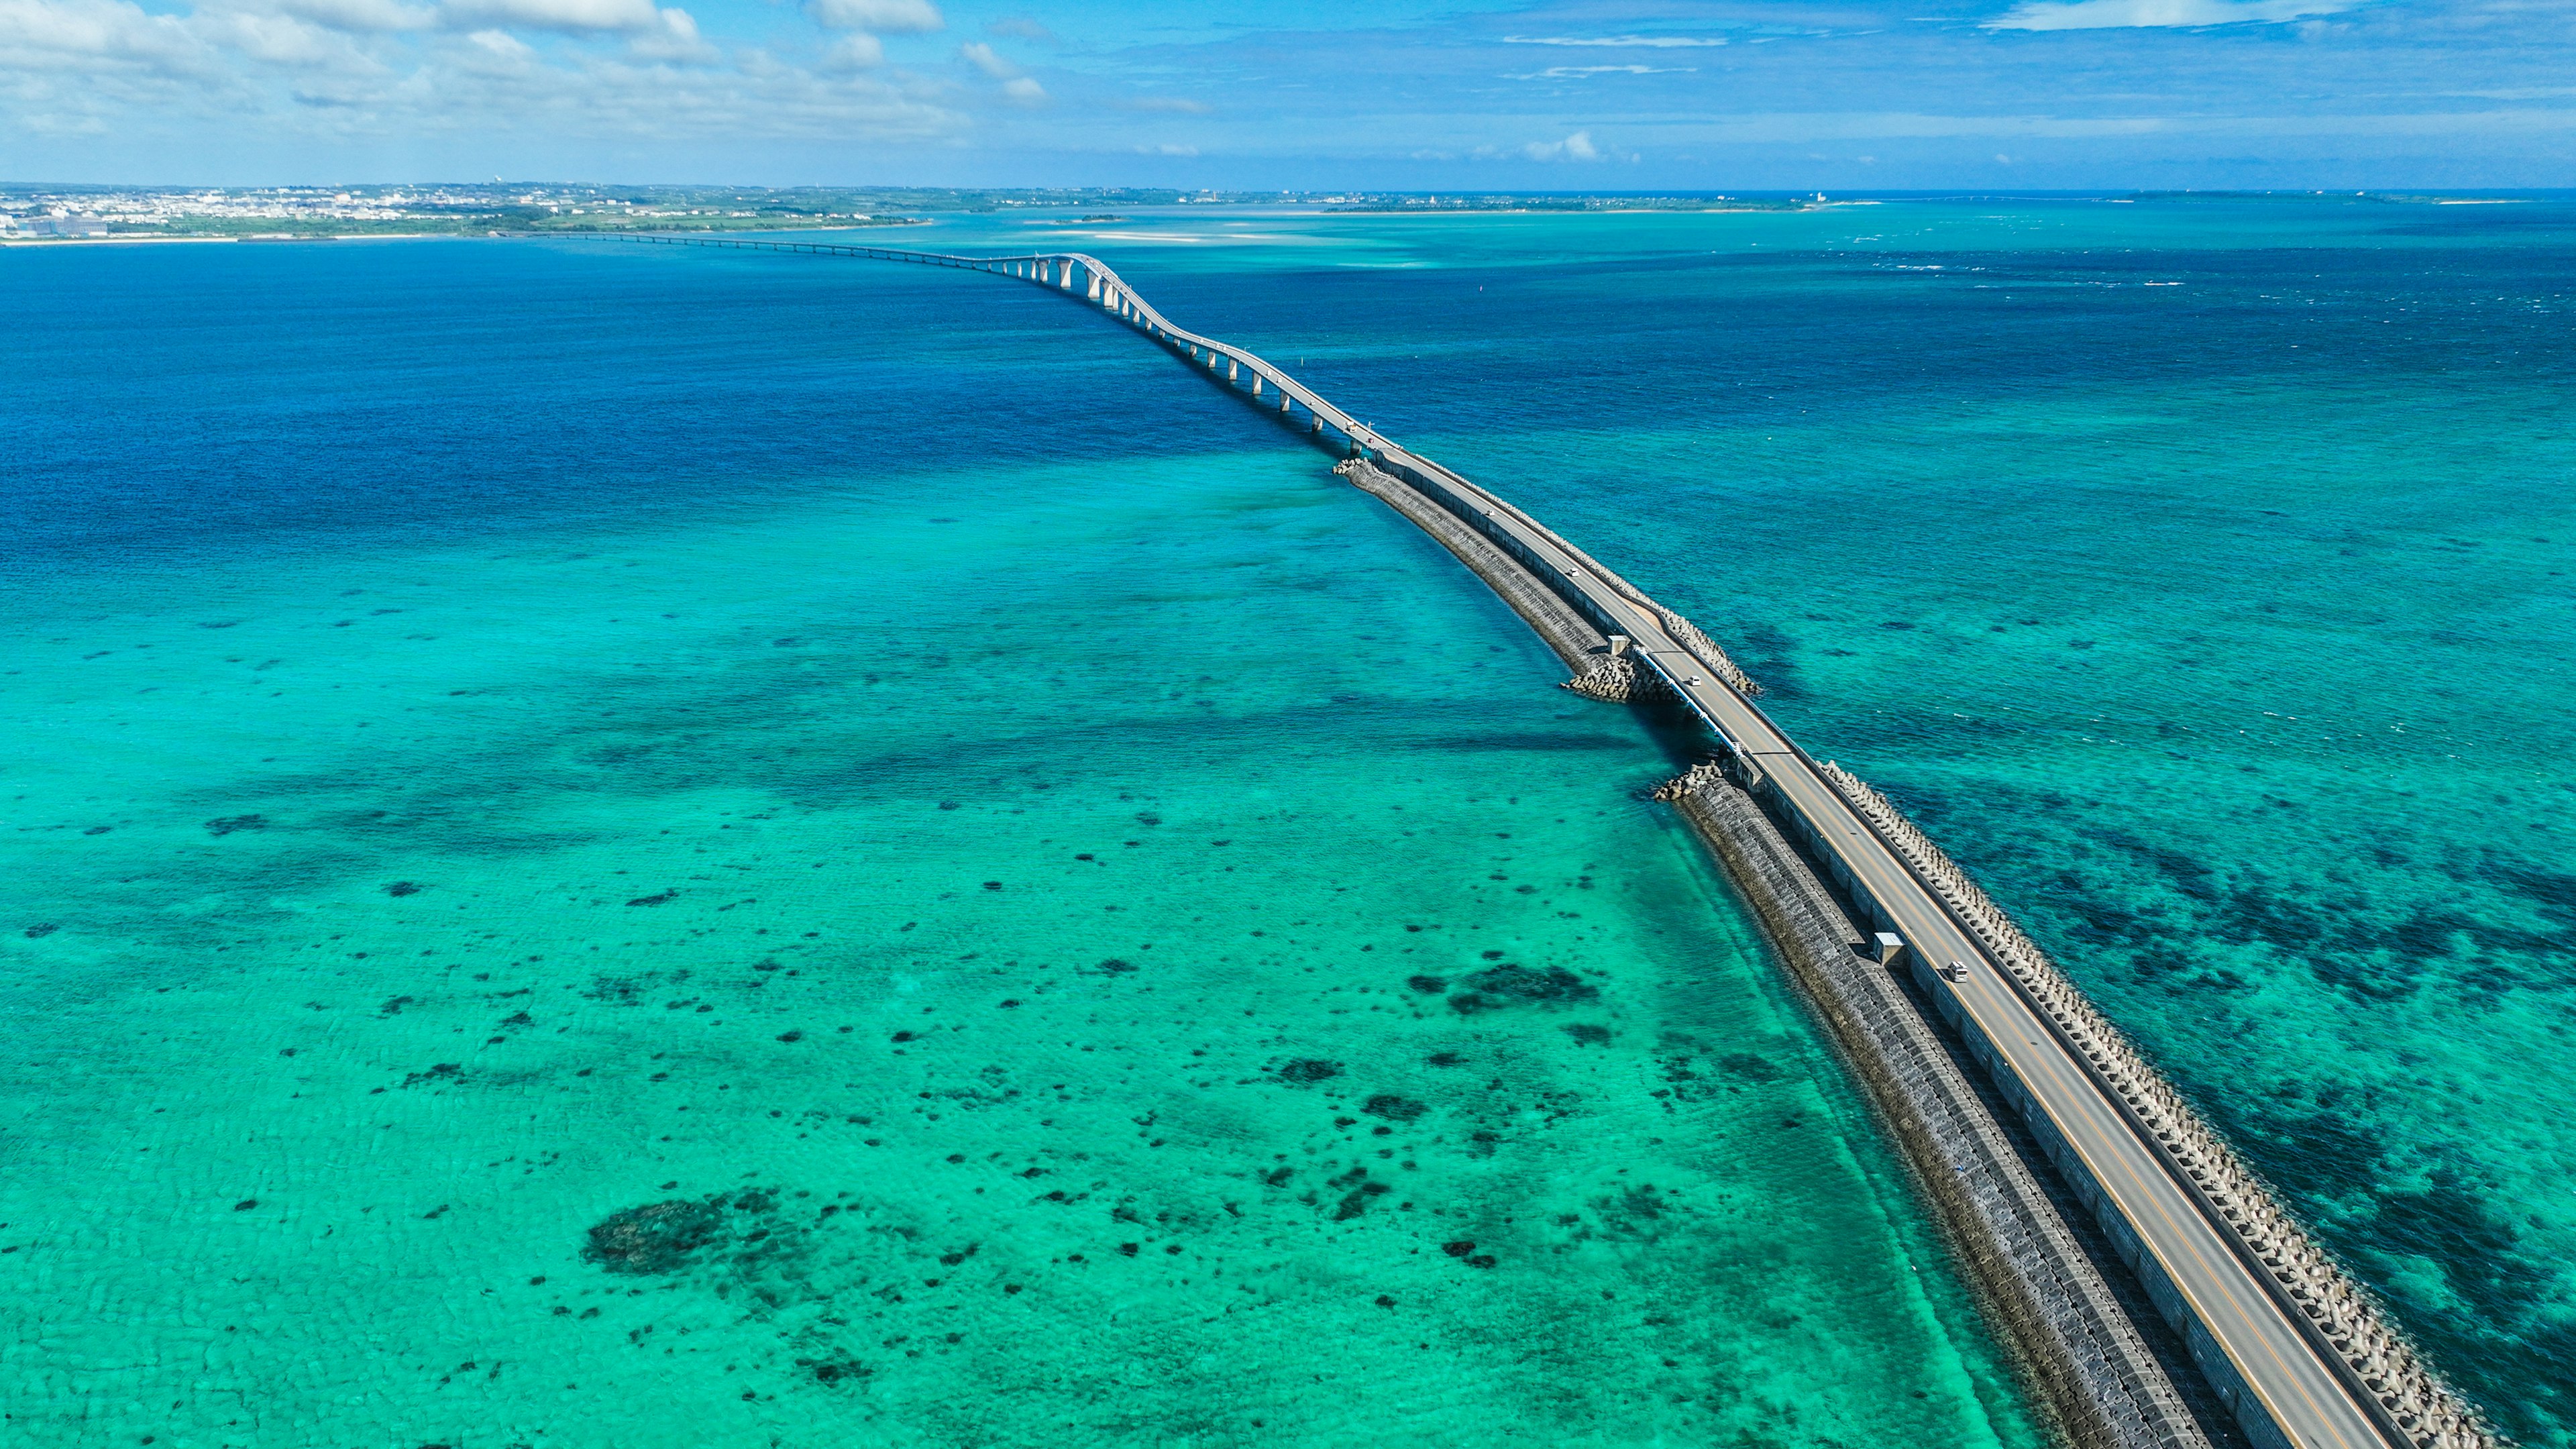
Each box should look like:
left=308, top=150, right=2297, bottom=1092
left=0, top=0, right=205, bottom=69
left=625, top=5, right=709, bottom=61
left=441, top=0, right=657, bottom=34
left=198, top=8, right=380, bottom=64
left=270, top=0, right=431, bottom=32
left=0, top=0, right=973, bottom=146
left=956, top=37, right=1012, bottom=76
left=1521, top=128, right=1599, bottom=160
left=804, top=0, right=937, bottom=32
left=455, top=24, right=529, bottom=65
left=820, top=29, right=878, bottom=66
left=1986, top=0, right=2350, bottom=28
left=955, top=38, right=1038, bottom=101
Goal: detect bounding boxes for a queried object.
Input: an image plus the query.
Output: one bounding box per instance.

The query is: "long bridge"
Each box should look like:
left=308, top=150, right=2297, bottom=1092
left=598, top=230, right=2487, bottom=1449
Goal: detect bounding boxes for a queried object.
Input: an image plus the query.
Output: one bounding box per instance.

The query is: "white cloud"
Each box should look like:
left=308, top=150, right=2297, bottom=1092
left=626, top=5, right=709, bottom=60
left=270, top=0, right=431, bottom=32
left=957, top=39, right=1042, bottom=103
left=199, top=9, right=374, bottom=64
left=0, top=0, right=976, bottom=144
left=820, top=29, right=878, bottom=66
left=1117, top=94, right=1208, bottom=113
left=1503, top=34, right=1727, bottom=47
left=0, top=0, right=205, bottom=69
left=1521, top=128, right=1599, bottom=160
left=804, top=0, right=937, bottom=32
left=1986, top=0, right=2349, bottom=28
left=445, top=23, right=529, bottom=72
left=441, top=0, right=657, bottom=33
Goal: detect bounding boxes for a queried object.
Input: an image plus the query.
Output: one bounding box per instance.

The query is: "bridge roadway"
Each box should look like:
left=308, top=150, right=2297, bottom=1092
left=1334, top=484, right=2394, bottom=1449
left=604, top=230, right=2402, bottom=1449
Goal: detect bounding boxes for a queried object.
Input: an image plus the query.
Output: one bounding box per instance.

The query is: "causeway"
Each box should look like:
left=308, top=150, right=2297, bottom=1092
left=598, top=231, right=2481, bottom=1449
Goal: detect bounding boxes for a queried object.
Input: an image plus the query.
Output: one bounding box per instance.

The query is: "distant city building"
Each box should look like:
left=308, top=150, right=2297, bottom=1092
left=13, top=213, right=109, bottom=237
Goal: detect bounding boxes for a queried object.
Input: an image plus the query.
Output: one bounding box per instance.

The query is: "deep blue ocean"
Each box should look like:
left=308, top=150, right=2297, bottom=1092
left=4, top=195, right=2571, bottom=1446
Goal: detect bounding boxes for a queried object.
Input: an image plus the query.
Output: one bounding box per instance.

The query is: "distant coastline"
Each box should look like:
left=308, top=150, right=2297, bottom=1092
left=7, top=184, right=2537, bottom=244
left=0, top=183, right=1839, bottom=241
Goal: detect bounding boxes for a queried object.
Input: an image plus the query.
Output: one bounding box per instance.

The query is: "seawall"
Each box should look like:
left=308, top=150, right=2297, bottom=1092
left=1336, top=460, right=2226, bottom=1449
left=1815, top=763, right=2487, bottom=1449
left=1336, top=458, right=1611, bottom=674
left=1670, top=773, right=2234, bottom=1449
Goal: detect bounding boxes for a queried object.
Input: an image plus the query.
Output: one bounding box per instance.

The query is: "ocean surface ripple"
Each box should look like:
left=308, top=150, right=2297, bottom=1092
left=3, top=195, right=2569, bottom=1445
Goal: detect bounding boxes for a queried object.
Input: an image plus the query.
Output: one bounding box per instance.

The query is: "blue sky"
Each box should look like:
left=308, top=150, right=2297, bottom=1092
left=3, top=0, right=2569, bottom=186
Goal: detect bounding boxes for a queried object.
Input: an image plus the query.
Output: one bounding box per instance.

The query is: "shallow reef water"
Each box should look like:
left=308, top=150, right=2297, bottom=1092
left=5, top=195, right=2571, bottom=1445
left=1091, top=197, right=2576, bottom=1442
left=2, top=235, right=2037, bottom=1447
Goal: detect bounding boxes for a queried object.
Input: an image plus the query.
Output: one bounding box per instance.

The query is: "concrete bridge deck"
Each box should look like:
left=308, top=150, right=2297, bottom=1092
left=1349, top=467, right=2394, bottom=1449
left=596, top=229, right=2452, bottom=1449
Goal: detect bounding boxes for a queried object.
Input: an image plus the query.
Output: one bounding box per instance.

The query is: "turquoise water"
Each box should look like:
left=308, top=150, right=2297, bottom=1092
left=6, top=196, right=2571, bottom=1444
left=2, top=238, right=2041, bottom=1446
left=1049, top=196, right=2576, bottom=1440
